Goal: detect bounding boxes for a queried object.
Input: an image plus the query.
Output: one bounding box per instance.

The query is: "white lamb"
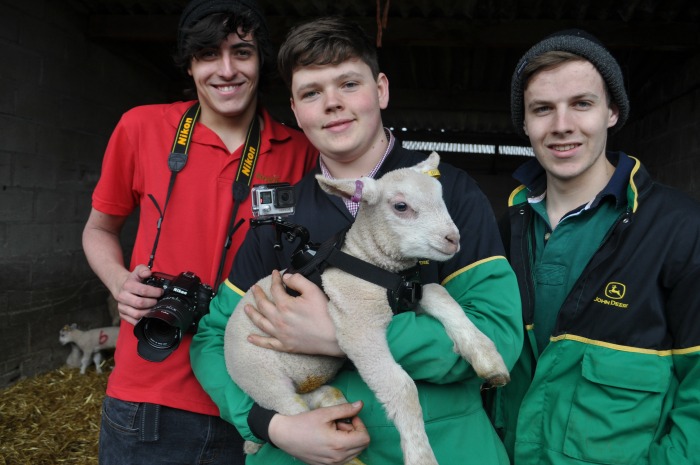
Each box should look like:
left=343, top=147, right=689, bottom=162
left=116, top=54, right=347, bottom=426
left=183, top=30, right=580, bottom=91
left=59, top=323, right=119, bottom=374
left=224, top=153, right=509, bottom=465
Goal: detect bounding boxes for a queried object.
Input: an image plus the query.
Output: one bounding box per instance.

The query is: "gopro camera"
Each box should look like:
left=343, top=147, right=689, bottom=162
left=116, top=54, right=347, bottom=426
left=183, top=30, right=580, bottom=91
left=251, top=183, right=295, bottom=218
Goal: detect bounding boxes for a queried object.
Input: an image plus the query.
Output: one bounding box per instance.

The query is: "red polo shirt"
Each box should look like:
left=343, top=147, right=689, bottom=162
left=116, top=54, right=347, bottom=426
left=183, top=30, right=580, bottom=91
left=92, top=101, right=317, bottom=415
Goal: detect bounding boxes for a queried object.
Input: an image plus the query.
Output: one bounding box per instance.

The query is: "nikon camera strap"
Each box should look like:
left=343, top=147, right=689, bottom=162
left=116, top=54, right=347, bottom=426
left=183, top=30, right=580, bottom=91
left=147, top=102, right=262, bottom=289
left=215, top=112, right=261, bottom=287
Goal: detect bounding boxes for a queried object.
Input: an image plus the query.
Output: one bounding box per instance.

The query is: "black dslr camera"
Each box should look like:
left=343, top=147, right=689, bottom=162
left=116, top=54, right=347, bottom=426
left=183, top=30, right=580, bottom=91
left=134, top=271, right=213, bottom=362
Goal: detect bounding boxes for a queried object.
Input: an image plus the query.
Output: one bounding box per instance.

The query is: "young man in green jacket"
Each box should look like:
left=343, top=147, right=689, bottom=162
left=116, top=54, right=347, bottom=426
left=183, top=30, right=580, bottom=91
left=191, top=17, right=523, bottom=465
left=492, top=29, right=700, bottom=465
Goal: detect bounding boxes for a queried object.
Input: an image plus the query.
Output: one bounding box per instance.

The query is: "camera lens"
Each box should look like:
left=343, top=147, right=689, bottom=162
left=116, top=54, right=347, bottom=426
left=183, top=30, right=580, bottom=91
left=274, top=187, right=295, bottom=208
left=142, top=318, right=179, bottom=349
left=134, top=295, right=196, bottom=361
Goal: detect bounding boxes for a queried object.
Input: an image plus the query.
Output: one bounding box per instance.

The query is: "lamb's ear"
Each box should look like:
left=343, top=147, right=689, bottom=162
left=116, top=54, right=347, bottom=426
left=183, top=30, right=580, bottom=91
left=411, top=151, right=441, bottom=176
left=70, top=323, right=78, bottom=330
left=315, top=175, right=380, bottom=205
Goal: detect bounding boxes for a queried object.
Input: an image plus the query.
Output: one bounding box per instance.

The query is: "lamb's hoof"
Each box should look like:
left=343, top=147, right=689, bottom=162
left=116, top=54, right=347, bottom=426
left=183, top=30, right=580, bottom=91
left=244, top=440, right=263, bottom=455
left=469, top=345, right=510, bottom=387
left=482, top=372, right=510, bottom=390
left=344, top=458, right=367, bottom=465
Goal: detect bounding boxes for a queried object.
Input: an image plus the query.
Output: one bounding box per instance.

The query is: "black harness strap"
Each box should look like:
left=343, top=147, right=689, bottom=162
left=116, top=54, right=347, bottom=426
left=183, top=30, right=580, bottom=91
left=287, top=231, right=343, bottom=288
left=325, top=248, right=423, bottom=314
left=287, top=229, right=423, bottom=314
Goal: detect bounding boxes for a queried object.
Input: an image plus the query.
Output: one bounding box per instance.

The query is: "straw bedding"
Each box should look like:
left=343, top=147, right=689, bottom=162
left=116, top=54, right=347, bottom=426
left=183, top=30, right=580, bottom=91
left=0, top=362, right=110, bottom=465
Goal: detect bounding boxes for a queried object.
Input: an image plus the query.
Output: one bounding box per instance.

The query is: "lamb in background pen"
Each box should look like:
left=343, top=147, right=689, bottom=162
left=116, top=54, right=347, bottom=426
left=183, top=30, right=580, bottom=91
left=59, top=323, right=119, bottom=374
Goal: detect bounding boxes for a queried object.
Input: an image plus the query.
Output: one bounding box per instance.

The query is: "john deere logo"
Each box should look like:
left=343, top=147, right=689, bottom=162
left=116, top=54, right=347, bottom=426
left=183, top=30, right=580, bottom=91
left=605, top=282, right=626, bottom=300
left=594, top=282, right=629, bottom=309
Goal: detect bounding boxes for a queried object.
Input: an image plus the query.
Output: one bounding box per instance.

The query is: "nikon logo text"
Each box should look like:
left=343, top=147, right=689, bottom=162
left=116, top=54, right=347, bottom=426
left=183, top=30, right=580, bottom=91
left=241, top=146, right=257, bottom=176
left=177, top=117, right=194, bottom=145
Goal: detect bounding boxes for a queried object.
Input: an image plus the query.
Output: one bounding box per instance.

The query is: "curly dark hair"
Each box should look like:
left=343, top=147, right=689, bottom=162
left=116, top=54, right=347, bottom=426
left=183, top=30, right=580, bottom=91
left=173, top=11, right=274, bottom=98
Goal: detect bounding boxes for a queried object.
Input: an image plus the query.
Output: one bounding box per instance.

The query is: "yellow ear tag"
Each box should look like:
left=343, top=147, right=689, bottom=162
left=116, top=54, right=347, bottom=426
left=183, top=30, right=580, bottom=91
left=424, top=169, right=441, bottom=179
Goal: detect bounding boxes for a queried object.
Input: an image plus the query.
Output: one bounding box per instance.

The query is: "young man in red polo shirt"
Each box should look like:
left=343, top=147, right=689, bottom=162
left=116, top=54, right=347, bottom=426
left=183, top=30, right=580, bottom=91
left=82, top=1, right=317, bottom=463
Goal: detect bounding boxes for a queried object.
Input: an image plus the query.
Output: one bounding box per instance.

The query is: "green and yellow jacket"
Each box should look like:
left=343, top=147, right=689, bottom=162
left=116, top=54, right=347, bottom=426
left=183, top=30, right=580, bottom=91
left=493, top=152, right=700, bottom=465
left=191, top=145, right=523, bottom=465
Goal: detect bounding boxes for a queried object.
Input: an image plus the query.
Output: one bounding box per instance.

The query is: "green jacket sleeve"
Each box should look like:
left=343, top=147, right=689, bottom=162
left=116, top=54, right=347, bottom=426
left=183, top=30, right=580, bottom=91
left=387, top=256, right=522, bottom=384
left=385, top=166, right=522, bottom=386
left=190, top=280, right=259, bottom=442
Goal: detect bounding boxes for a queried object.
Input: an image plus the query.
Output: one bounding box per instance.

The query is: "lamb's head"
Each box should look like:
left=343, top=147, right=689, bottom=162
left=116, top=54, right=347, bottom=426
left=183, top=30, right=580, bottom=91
left=316, top=152, right=460, bottom=264
left=59, top=323, right=78, bottom=345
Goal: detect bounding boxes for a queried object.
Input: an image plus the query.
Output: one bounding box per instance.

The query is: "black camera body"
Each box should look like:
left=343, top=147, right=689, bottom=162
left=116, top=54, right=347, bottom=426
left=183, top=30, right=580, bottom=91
left=134, top=271, right=214, bottom=362
left=251, top=182, right=295, bottom=219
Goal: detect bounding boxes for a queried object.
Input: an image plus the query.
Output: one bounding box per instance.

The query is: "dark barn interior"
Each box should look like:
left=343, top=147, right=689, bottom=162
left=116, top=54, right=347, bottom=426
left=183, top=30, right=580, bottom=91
left=0, top=0, right=699, bottom=386
left=63, top=0, right=700, bottom=179
left=58, top=0, right=700, bottom=218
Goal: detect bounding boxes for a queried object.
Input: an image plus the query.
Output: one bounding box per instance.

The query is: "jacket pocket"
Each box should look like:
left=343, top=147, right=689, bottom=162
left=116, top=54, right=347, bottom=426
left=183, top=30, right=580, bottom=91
left=563, top=350, right=671, bottom=465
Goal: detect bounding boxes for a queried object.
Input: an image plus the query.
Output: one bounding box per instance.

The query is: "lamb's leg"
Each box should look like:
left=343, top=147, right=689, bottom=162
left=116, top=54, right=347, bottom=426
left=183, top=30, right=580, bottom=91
left=302, top=386, right=368, bottom=465
left=245, top=385, right=367, bottom=465
left=79, top=351, right=91, bottom=375
left=420, top=283, right=510, bottom=387
left=93, top=351, right=104, bottom=374
left=336, top=322, right=438, bottom=465
left=303, top=385, right=348, bottom=409
left=241, top=377, right=311, bottom=456
left=66, top=344, right=82, bottom=368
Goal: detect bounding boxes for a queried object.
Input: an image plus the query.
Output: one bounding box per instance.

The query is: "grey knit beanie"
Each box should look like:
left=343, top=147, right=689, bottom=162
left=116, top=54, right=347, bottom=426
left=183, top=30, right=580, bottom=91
left=511, top=29, right=629, bottom=138
left=177, top=0, right=268, bottom=55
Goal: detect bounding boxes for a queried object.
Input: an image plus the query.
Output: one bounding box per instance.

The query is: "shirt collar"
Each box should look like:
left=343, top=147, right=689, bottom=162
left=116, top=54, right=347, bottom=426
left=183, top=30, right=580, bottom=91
left=514, top=151, right=633, bottom=208
left=319, top=128, right=394, bottom=179
left=320, top=128, right=395, bottom=217
left=592, top=152, right=633, bottom=208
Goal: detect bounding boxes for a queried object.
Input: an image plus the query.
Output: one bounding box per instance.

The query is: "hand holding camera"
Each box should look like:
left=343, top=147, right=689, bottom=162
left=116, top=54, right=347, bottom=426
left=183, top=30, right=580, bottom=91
left=134, top=184, right=295, bottom=362
left=134, top=271, right=213, bottom=362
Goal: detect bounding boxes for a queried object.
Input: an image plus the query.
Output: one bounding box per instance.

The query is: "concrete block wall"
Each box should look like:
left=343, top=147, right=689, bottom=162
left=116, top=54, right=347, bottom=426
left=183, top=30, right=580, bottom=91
left=0, top=0, right=168, bottom=387
left=614, top=53, right=700, bottom=201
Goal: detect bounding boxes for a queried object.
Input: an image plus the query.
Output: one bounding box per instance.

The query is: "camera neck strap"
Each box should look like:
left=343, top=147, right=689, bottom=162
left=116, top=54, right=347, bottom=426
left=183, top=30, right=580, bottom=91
left=147, top=102, right=202, bottom=270
left=214, top=113, right=261, bottom=288
left=147, top=102, right=262, bottom=289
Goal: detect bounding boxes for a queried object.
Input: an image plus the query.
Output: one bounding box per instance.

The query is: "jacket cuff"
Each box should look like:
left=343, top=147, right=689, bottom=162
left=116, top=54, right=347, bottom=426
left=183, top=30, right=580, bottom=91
left=247, top=402, right=278, bottom=447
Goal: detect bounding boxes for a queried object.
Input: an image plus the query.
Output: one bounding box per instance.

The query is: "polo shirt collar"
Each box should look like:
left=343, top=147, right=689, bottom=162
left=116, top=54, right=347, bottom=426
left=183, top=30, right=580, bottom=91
left=513, top=151, right=633, bottom=208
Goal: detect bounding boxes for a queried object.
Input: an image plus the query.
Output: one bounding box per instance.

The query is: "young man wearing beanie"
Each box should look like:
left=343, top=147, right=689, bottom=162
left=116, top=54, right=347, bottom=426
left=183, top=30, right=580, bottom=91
left=490, top=29, right=700, bottom=465
left=82, top=0, right=317, bottom=463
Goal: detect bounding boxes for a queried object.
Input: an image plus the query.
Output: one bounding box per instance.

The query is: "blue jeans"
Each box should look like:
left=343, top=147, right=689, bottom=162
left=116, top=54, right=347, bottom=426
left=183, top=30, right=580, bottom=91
left=99, top=396, right=245, bottom=465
